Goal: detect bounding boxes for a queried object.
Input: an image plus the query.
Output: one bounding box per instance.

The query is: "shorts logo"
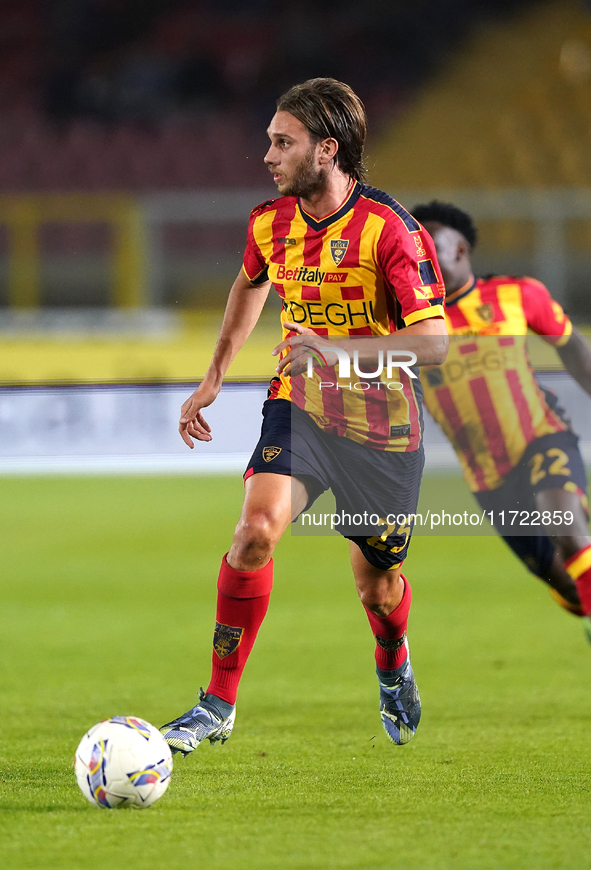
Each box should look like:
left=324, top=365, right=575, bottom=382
left=330, top=239, right=349, bottom=266
left=476, top=303, right=494, bottom=323
left=375, top=631, right=406, bottom=651
left=213, top=622, right=243, bottom=659
left=262, top=446, right=282, bottom=462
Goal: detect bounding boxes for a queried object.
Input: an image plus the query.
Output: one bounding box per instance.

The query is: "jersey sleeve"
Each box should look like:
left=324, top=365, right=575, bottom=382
left=519, top=277, right=572, bottom=346
left=376, top=219, right=446, bottom=326
left=242, top=206, right=270, bottom=284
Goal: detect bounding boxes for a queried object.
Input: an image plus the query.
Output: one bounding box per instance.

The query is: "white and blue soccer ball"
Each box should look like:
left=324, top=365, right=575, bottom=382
left=74, top=716, right=173, bottom=809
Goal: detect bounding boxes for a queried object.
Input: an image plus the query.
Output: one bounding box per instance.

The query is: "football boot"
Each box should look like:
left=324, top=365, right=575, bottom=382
left=378, top=655, right=421, bottom=745
left=159, top=689, right=235, bottom=757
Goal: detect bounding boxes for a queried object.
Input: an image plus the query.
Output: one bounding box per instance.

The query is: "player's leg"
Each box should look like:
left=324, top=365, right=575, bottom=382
left=349, top=542, right=421, bottom=746
left=160, top=471, right=310, bottom=756
left=320, top=431, right=423, bottom=745
left=206, top=471, right=309, bottom=705
left=496, top=531, right=582, bottom=611
left=475, top=441, right=589, bottom=621
left=535, top=486, right=591, bottom=622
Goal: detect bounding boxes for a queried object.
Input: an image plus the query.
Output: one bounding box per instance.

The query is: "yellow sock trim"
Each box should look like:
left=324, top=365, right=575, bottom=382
left=565, top=545, right=591, bottom=581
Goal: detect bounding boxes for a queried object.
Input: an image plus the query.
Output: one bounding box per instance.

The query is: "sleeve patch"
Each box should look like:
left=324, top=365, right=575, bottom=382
left=418, top=259, right=439, bottom=285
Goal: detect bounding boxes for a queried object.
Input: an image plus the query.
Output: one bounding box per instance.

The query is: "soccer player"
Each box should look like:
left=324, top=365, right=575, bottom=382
left=413, top=200, right=591, bottom=633
left=159, top=79, right=448, bottom=755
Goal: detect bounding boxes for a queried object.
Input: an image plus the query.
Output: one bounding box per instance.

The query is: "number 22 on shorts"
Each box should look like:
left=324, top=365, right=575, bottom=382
left=528, top=448, right=571, bottom=486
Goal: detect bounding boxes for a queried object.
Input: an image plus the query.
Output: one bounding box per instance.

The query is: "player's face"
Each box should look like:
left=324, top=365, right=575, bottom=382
left=265, top=111, right=327, bottom=198
left=422, top=222, right=472, bottom=294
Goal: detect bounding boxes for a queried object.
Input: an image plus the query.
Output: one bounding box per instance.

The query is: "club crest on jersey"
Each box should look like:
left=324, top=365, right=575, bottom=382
left=330, top=239, right=349, bottom=266
left=476, top=303, right=494, bottom=323
left=262, top=446, right=282, bottom=462
left=213, top=622, right=243, bottom=659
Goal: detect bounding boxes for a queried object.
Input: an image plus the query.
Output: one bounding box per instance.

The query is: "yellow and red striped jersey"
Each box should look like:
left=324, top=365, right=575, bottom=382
left=242, top=182, right=445, bottom=451
left=421, top=274, right=572, bottom=490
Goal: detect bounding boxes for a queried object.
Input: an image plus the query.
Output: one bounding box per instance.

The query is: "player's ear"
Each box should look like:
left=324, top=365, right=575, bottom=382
left=456, top=240, right=469, bottom=262
left=318, top=137, right=338, bottom=164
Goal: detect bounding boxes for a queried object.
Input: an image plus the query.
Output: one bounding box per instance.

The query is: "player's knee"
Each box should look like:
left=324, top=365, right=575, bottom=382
left=356, top=567, right=403, bottom=616
left=233, top=510, right=281, bottom=559
left=357, top=585, right=393, bottom=617
left=365, top=599, right=394, bottom=617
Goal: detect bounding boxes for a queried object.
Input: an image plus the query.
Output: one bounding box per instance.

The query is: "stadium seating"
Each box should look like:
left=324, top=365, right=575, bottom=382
left=372, top=0, right=591, bottom=190
left=0, top=0, right=553, bottom=193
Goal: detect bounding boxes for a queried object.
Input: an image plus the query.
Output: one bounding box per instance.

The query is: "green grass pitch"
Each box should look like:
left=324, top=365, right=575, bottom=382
left=1, top=474, right=591, bottom=870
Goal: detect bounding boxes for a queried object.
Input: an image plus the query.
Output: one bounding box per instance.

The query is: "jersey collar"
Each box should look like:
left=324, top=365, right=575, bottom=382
left=445, top=274, right=477, bottom=306
left=297, top=180, right=361, bottom=231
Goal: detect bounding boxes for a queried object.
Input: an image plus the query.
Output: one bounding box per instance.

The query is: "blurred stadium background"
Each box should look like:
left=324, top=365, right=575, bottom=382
left=0, top=0, right=590, bottom=469
left=4, top=9, right=591, bottom=869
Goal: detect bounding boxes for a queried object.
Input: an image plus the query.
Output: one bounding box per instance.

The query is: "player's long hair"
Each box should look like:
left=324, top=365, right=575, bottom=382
left=277, top=78, right=367, bottom=182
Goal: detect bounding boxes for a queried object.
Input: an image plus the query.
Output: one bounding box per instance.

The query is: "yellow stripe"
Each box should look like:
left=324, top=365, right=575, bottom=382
left=404, top=305, right=445, bottom=327
left=251, top=209, right=276, bottom=262
left=566, top=546, right=591, bottom=580
left=496, top=283, right=527, bottom=332
left=456, top=285, right=483, bottom=325
left=554, top=320, right=573, bottom=347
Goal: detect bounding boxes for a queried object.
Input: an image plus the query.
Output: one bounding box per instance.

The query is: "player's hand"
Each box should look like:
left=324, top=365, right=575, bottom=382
left=272, top=322, right=338, bottom=377
left=179, top=383, right=219, bottom=448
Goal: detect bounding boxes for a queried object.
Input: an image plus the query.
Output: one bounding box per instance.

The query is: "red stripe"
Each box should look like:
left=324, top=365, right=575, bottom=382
left=435, top=386, right=486, bottom=489
left=301, top=285, right=321, bottom=301
left=340, top=285, right=364, bottom=301
left=469, top=376, right=512, bottom=479
left=498, top=336, right=514, bottom=346
left=402, top=372, right=421, bottom=452
left=348, top=325, right=373, bottom=335
left=459, top=342, right=478, bottom=355
left=383, top=281, right=399, bottom=333
left=318, top=368, right=346, bottom=435
left=268, top=378, right=281, bottom=399
left=274, top=283, right=285, bottom=299
left=302, top=223, right=326, bottom=265
left=488, top=290, right=506, bottom=324
left=337, top=201, right=367, bottom=268
left=447, top=305, right=471, bottom=329
left=504, top=369, right=536, bottom=443
left=271, top=202, right=297, bottom=264
left=363, top=384, right=390, bottom=449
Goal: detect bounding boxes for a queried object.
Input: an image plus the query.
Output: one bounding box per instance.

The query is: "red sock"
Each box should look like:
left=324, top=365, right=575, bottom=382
left=565, top=545, right=591, bottom=615
left=363, top=575, right=412, bottom=671
left=206, top=555, right=273, bottom=705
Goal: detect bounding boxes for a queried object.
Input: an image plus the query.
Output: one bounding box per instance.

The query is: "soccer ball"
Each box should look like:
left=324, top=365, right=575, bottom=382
left=74, top=716, right=173, bottom=809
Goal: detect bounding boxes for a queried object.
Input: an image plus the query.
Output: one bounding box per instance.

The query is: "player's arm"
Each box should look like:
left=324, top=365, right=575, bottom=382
left=345, top=316, right=448, bottom=365
left=520, top=279, right=591, bottom=397
left=274, top=316, right=448, bottom=376
left=556, top=327, right=591, bottom=397
left=179, top=269, right=271, bottom=447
